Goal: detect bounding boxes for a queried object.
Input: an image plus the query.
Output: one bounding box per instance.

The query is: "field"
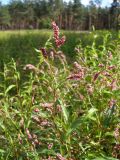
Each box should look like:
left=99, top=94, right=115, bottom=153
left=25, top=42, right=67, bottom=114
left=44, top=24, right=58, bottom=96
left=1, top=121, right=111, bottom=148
left=0, top=30, right=119, bottom=65
left=0, top=28, right=120, bottom=160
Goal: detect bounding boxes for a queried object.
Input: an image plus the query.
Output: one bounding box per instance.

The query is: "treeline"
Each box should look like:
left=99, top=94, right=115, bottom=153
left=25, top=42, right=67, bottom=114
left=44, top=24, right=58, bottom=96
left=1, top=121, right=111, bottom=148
left=0, top=0, right=119, bottom=30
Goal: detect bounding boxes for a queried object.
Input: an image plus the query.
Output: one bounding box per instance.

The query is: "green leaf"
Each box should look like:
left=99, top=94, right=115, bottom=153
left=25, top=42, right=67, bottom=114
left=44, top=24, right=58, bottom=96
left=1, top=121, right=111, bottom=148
left=103, top=90, right=113, bottom=95
left=71, top=118, right=82, bottom=129
left=57, top=99, right=68, bottom=123
left=66, top=117, right=82, bottom=136
left=45, top=37, right=53, bottom=49
left=0, top=149, right=5, bottom=153
left=5, top=85, right=16, bottom=95
left=103, top=105, right=116, bottom=128
left=94, top=157, right=118, bottom=160
left=105, top=132, right=113, bottom=137
left=35, top=48, right=40, bottom=53
left=86, top=108, right=98, bottom=121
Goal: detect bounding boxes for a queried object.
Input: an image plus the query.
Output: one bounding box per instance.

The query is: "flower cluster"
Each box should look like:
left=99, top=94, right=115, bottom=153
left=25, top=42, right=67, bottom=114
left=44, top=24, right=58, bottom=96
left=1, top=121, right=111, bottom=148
left=56, top=153, right=66, bottom=160
left=52, top=21, right=65, bottom=48
left=18, top=134, right=22, bottom=144
left=23, top=64, right=38, bottom=72
left=40, top=47, right=48, bottom=58
left=67, top=62, right=85, bottom=80
left=26, top=128, right=40, bottom=147
left=114, top=123, right=120, bottom=140
left=112, top=144, right=120, bottom=158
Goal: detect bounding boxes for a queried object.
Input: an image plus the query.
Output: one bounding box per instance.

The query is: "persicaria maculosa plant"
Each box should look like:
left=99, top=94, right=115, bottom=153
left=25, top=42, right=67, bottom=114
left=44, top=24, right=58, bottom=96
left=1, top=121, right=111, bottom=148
left=0, top=22, right=119, bottom=160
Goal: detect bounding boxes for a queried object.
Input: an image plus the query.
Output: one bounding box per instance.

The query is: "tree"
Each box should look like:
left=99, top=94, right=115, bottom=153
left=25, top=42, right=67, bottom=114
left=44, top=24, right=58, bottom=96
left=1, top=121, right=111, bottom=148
left=72, top=0, right=84, bottom=30
left=8, top=0, right=26, bottom=29
left=110, top=0, right=120, bottom=29
left=88, top=0, right=97, bottom=30
left=0, top=5, right=11, bottom=29
left=47, top=0, right=64, bottom=28
left=0, top=0, right=118, bottom=30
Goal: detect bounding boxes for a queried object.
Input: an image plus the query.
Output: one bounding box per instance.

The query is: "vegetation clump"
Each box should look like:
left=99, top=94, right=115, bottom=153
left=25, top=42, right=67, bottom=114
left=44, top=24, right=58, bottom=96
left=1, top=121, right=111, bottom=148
left=0, top=22, right=120, bottom=160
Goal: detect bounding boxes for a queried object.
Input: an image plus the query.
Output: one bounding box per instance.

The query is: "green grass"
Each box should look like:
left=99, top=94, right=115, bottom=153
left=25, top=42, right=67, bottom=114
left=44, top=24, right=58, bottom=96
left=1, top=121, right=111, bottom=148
left=0, top=29, right=119, bottom=67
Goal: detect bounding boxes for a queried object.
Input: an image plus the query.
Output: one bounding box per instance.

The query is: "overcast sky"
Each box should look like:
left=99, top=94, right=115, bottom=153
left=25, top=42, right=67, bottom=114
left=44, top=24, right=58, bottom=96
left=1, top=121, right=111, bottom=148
left=1, top=0, right=113, bottom=7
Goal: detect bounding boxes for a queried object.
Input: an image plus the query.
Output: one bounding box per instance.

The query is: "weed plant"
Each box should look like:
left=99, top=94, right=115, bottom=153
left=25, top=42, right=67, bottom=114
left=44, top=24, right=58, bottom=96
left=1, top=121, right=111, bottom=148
left=0, top=24, right=120, bottom=159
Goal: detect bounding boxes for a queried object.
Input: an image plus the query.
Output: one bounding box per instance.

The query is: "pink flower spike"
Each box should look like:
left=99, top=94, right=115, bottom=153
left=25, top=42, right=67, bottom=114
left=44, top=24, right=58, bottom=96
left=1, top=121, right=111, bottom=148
left=26, top=128, right=32, bottom=140
left=23, top=64, right=37, bottom=71
left=18, top=134, right=22, bottom=144
left=67, top=73, right=83, bottom=80
left=56, top=153, right=66, bottom=160
left=110, top=79, right=118, bottom=91
left=98, top=63, right=104, bottom=67
left=52, top=21, right=65, bottom=48
left=93, top=71, right=101, bottom=81
left=48, top=143, right=53, bottom=149
left=34, top=108, right=40, bottom=113
left=40, top=48, right=48, bottom=58
left=107, top=65, right=116, bottom=70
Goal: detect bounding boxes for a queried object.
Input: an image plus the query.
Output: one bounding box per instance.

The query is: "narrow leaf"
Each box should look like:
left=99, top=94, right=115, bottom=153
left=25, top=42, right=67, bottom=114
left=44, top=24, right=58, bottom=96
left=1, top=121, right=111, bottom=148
left=5, top=85, right=16, bottom=95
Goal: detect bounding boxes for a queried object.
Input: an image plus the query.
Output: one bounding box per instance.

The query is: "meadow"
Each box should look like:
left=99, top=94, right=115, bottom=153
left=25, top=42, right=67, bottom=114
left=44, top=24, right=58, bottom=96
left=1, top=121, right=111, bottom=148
left=0, top=27, right=120, bottom=160
left=0, top=30, right=119, bottom=66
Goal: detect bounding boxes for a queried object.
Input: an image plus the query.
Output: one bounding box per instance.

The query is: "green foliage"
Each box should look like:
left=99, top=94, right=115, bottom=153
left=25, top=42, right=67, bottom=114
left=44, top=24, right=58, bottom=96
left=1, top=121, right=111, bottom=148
left=0, top=0, right=119, bottom=30
left=0, top=30, right=119, bottom=67
left=0, top=29, right=120, bottom=159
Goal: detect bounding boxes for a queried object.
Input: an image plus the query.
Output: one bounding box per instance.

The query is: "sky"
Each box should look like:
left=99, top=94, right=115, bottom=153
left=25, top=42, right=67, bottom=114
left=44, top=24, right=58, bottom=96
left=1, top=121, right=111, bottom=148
left=81, top=0, right=113, bottom=6
left=1, top=0, right=113, bottom=7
